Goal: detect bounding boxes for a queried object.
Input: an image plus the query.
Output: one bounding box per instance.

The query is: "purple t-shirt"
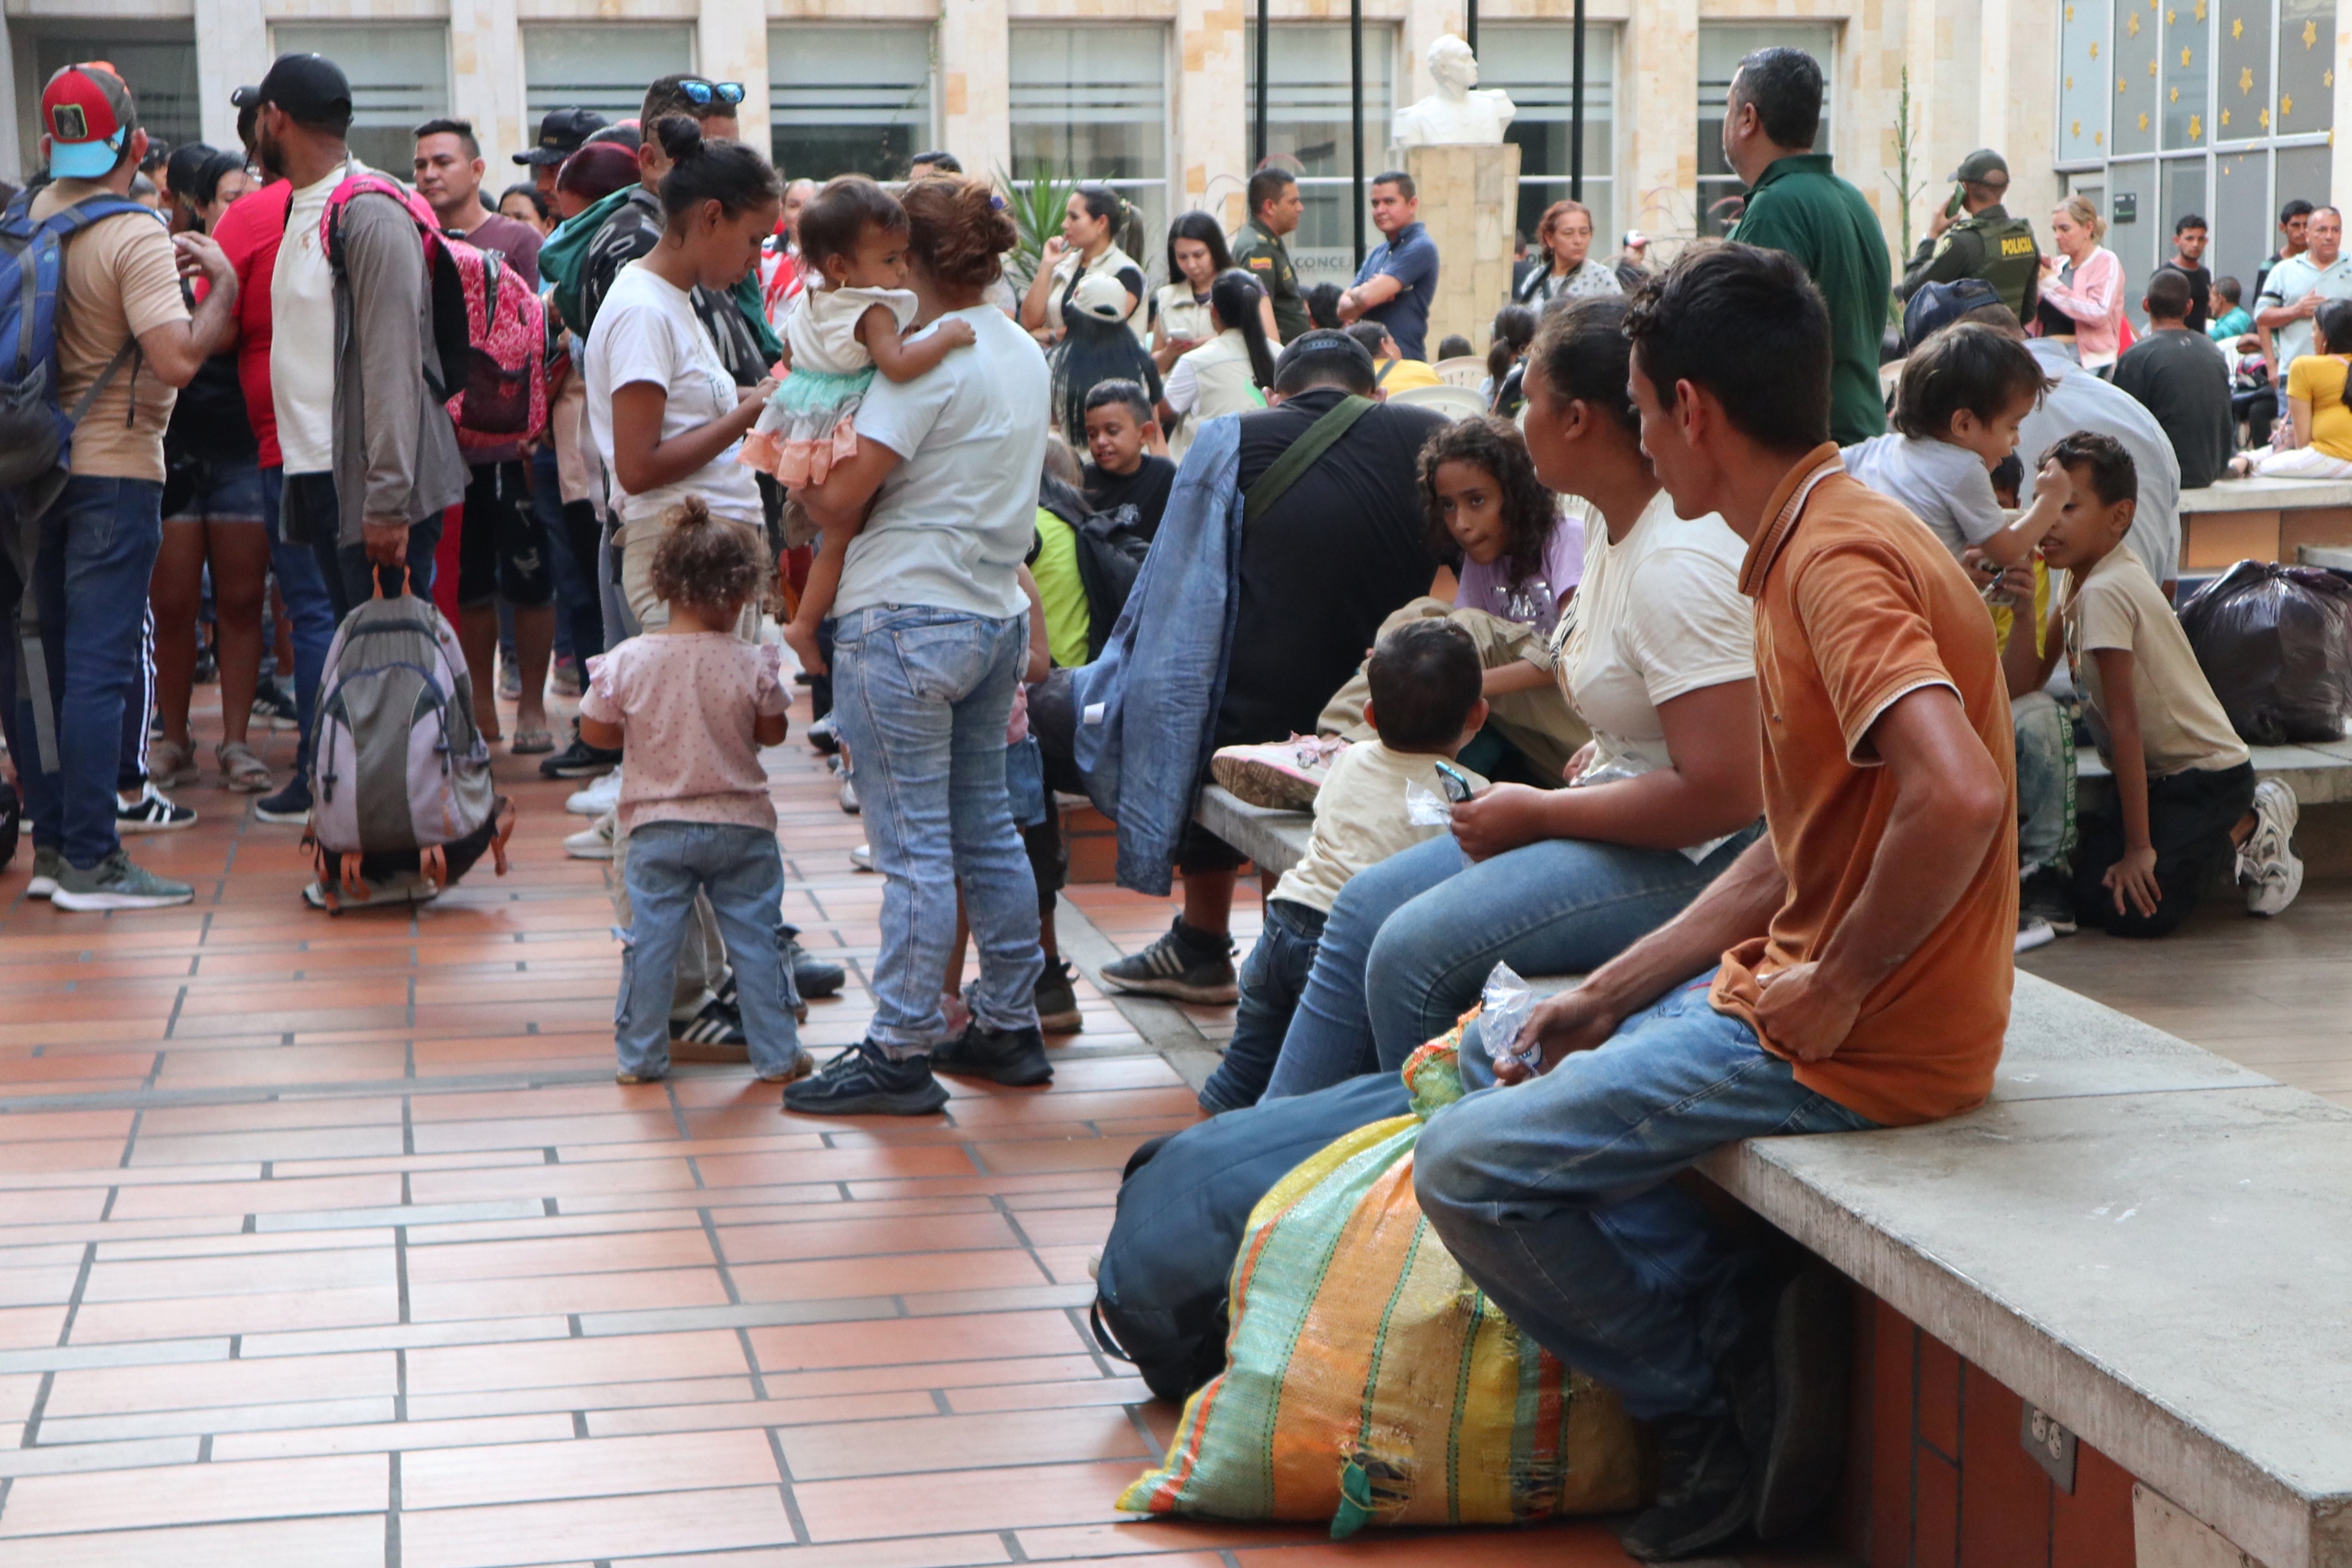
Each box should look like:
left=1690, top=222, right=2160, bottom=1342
left=1454, top=510, right=1586, bottom=634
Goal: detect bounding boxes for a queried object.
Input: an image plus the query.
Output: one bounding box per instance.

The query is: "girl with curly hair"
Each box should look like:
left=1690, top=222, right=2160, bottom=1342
left=1419, top=414, right=1581, bottom=640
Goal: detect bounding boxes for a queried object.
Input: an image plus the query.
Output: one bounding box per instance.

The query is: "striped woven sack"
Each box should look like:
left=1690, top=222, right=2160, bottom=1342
left=1117, top=1017, right=1649, bottom=1537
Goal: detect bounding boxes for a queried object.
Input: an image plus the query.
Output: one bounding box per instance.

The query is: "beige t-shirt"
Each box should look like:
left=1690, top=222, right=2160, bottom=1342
left=30, top=180, right=187, bottom=482
left=2064, top=547, right=2250, bottom=777
left=1271, top=741, right=1486, bottom=916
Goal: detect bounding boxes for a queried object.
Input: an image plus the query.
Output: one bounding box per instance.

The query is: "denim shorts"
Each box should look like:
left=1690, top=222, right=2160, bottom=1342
left=164, top=452, right=267, bottom=526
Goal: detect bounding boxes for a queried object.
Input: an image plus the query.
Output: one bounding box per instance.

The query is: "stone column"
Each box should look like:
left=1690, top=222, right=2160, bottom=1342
left=0, top=11, right=19, bottom=180
left=450, top=0, right=524, bottom=169
left=1981, top=0, right=2060, bottom=235
left=194, top=0, right=271, bottom=152
left=1406, top=140, right=1518, bottom=349
left=1622, top=0, right=1697, bottom=243
left=939, top=0, right=1010, bottom=180
left=700, top=0, right=771, bottom=154
left=1178, top=0, right=1247, bottom=225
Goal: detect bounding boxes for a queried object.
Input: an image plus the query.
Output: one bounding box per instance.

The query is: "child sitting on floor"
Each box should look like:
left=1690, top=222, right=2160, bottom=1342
left=1196, top=620, right=1489, bottom=1115
left=2017, top=434, right=2303, bottom=937
left=578, top=499, right=804, bottom=1084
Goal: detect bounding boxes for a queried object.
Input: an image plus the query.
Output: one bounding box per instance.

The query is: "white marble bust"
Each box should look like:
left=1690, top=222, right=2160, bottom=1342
left=1392, top=34, right=1517, bottom=147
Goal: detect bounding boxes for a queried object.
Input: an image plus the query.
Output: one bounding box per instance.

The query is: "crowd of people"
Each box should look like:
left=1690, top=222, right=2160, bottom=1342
left=0, top=38, right=2332, bottom=1562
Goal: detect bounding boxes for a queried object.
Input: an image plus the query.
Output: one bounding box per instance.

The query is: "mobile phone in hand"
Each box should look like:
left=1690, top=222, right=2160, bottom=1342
left=1434, top=761, right=1476, bottom=804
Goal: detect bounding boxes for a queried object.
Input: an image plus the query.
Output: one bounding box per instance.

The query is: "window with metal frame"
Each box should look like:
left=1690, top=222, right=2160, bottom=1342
left=1241, top=21, right=1396, bottom=291
left=1481, top=22, right=1619, bottom=263
left=768, top=24, right=933, bottom=184
left=522, top=25, right=695, bottom=129
left=1696, top=23, right=1837, bottom=239
left=271, top=24, right=451, bottom=177
left=1011, top=25, right=1171, bottom=260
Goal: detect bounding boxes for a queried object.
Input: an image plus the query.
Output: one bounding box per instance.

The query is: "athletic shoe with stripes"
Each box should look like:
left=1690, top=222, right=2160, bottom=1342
left=1098, top=918, right=1239, bottom=1004
left=116, top=783, right=197, bottom=833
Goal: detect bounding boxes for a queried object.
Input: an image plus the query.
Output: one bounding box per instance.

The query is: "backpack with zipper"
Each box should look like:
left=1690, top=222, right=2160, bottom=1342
left=320, top=172, right=547, bottom=448
left=303, top=571, right=514, bottom=911
left=0, top=187, right=165, bottom=776
left=1038, top=474, right=1152, bottom=662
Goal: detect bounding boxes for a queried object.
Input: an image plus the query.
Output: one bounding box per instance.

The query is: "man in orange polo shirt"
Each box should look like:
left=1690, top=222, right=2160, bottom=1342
left=1416, top=243, right=2016, bottom=1562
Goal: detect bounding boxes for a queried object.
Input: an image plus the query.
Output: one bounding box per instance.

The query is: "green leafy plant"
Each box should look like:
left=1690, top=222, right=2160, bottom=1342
left=999, top=162, right=1080, bottom=295
left=1886, top=66, right=1923, bottom=263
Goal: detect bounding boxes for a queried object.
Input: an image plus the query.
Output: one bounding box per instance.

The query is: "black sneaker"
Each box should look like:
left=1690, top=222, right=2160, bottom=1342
left=783, top=1040, right=950, bottom=1116
left=1098, top=918, right=1239, bottom=1004
left=2020, top=865, right=2077, bottom=935
left=252, top=779, right=313, bottom=825
left=252, top=681, right=299, bottom=726
left=806, top=713, right=841, bottom=756
left=931, top=1020, right=1053, bottom=1087
left=539, top=725, right=622, bottom=779
left=786, top=935, right=845, bottom=999
left=115, top=783, right=197, bottom=833
left=1035, top=958, right=1083, bottom=1034
left=670, top=997, right=750, bottom=1062
left=1619, top=1407, right=1754, bottom=1562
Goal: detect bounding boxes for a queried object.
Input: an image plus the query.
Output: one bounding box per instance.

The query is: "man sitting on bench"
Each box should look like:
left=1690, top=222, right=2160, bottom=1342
left=1414, top=243, right=2019, bottom=1561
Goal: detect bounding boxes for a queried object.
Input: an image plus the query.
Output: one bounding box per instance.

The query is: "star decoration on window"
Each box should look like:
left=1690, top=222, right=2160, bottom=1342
left=2232, top=16, right=2244, bottom=38
left=2241, top=65, right=2256, bottom=93
left=2121, top=75, right=2130, bottom=93
left=2068, top=75, right=2077, bottom=90
left=2067, top=3, right=2075, bottom=17
left=2259, top=107, right=2270, bottom=127
left=2328, top=70, right=2338, bottom=88
left=2222, top=107, right=2233, bottom=125
left=2096, top=131, right=2106, bottom=145
left=2304, top=18, right=2319, bottom=47
left=2168, top=7, right=2176, bottom=22
left=2151, top=58, right=2161, bottom=76
left=2139, top=111, right=2151, bottom=131
left=2172, top=85, right=2181, bottom=101
left=2190, top=113, right=2203, bottom=137
left=2128, top=12, right=2140, bottom=35
left=2073, top=119, right=2084, bottom=139
left=2195, top=0, right=2206, bottom=20
left=2092, top=39, right=2101, bottom=58
left=2281, top=93, right=2293, bottom=117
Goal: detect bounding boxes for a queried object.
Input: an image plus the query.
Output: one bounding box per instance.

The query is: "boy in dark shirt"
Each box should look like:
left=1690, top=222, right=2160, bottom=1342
left=2111, top=269, right=2234, bottom=489
left=1080, top=380, right=1177, bottom=539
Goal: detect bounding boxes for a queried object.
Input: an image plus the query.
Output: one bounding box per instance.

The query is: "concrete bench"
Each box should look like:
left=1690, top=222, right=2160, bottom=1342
left=1191, top=782, right=2350, bottom=1566
left=2180, top=475, right=2352, bottom=571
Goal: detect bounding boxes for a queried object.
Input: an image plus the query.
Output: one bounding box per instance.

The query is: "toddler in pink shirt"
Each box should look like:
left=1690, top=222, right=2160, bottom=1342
left=579, top=500, right=804, bottom=1084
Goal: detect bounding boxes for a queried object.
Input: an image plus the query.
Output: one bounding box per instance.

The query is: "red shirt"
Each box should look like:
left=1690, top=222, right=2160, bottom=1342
left=208, top=179, right=294, bottom=468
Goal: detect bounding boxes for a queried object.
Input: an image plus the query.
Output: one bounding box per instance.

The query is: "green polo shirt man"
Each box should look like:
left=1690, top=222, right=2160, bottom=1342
left=1232, top=168, right=1310, bottom=343
left=1721, top=46, right=1891, bottom=445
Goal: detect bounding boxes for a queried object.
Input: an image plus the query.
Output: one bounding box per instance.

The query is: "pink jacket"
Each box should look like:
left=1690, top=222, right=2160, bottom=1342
left=2037, top=245, right=2125, bottom=366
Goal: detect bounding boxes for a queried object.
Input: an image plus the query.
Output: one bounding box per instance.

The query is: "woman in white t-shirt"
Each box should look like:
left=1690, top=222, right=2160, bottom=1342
left=784, top=176, right=1054, bottom=1117
left=1262, top=296, right=1764, bottom=1100
left=583, top=119, right=780, bottom=633
left=1018, top=184, right=1147, bottom=343
left=1158, top=268, right=1276, bottom=458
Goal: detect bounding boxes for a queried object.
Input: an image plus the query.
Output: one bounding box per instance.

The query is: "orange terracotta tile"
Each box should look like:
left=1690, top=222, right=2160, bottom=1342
left=399, top=1484, right=793, bottom=1568
left=9, top=1514, right=389, bottom=1568
left=405, top=1329, right=750, bottom=1397
left=779, top=1406, right=1152, bottom=1482
left=402, top=1428, right=779, bottom=1511
left=0, top=1452, right=386, bottom=1536
left=793, top=1458, right=1144, bottom=1542
left=731, top=1248, right=1048, bottom=1304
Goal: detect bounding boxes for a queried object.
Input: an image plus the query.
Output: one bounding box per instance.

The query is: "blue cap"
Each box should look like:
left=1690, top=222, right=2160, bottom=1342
left=1903, top=278, right=2005, bottom=352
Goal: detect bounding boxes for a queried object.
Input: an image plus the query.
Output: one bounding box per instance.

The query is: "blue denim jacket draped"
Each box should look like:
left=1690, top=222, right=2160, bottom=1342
left=1068, top=414, right=1244, bottom=895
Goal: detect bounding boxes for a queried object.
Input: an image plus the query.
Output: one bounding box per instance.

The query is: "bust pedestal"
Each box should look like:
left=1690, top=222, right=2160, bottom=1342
left=1403, top=142, right=1521, bottom=354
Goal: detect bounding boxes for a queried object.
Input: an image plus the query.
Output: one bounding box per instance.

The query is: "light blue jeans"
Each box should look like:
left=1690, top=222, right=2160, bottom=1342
left=615, top=821, right=801, bottom=1078
left=2013, top=690, right=2075, bottom=874
left=831, top=605, right=1042, bottom=1056
left=1414, top=970, right=1879, bottom=1422
left=1262, top=828, right=1757, bottom=1102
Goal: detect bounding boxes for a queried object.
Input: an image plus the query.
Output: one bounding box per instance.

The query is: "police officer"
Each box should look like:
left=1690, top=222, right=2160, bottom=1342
left=1231, top=167, right=1309, bottom=343
left=1896, top=148, right=2042, bottom=323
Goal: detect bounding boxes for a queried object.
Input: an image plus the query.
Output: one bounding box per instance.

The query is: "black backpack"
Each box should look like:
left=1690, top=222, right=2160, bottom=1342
left=1089, top=1073, right=1411, bottom=1403
left=1040, top=476, right=1151, bottom=662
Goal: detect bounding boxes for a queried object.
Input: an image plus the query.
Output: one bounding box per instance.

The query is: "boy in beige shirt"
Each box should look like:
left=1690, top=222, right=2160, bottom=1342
left=1196, top=620, right=1489, bottom=1114
left=2022, top=432, right=2301, bottom=935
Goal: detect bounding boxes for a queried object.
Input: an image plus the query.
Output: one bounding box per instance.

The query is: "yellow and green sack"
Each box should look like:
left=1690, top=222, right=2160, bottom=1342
left=1118, top=1020, right=1648, bottom=1537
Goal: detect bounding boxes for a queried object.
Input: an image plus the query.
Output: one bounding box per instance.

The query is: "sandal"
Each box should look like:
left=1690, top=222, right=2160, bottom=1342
left=216, top=739, right=274, bottom=794
left=148, top=739, right=198, bottom=790
left=510, top=729, right=556, bottom=756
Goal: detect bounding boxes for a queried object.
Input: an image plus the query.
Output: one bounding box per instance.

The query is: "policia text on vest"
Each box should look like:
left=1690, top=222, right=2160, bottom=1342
left=1896, top=206, right=2042, bottom=322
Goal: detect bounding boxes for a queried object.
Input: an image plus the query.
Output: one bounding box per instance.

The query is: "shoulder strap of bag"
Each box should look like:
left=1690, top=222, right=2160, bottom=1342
left=1244, top=394, right=1376, bottom=527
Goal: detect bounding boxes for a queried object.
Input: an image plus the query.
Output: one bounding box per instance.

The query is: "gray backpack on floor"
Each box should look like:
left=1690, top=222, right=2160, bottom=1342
left=303, top=575, right=512, bottom=910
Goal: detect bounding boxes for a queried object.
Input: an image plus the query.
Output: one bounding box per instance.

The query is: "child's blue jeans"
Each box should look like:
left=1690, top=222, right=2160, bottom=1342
left=1197, top=898, right=1326, bottom=1115
left=617, top=820, right=802, bottom=1077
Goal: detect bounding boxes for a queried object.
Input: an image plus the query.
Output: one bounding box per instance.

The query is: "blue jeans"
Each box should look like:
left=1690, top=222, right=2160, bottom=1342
left=261, top=467, right=339, bottom=777
left=2013, top=690, right=2075, bottom=874
left=1200, top=898, right=1326, bottom=1115
left=617, top=820, right=802, bottom=1077
left=11, top=477, right=165, bottom=869
left=1263, top=828, right=1756, bottom=1102
left=831, top=605, right=1042, bottom=1056
left=1414, top=970, right=1880, bottom=1422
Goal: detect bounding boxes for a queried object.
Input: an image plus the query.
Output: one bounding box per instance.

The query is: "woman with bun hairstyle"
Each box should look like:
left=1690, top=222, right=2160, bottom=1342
left=580, top=116, right=782, bottom=1035
left=786, top=176, right=1057, bottom=1116
left=1019, top=182, right=1147, bottom=341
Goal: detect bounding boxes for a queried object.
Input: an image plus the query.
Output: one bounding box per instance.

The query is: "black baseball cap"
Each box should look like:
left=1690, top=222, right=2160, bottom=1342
left=515, top=107, right=608, bottom=167
left=1947, top=149, right=2009, bottom=185
left=253, top=53, right=352, bottom=125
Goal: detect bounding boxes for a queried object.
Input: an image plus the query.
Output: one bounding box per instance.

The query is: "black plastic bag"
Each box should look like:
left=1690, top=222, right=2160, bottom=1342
left=2178, top=560, right=2352, bottom=746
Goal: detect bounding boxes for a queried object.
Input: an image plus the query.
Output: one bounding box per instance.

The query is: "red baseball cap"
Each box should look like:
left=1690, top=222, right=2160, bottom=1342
left=41, top=64, right=136, bottom=180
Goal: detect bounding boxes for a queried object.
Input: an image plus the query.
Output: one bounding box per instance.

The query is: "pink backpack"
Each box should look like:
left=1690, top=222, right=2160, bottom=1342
left=321, top=172, right=548, bottom=448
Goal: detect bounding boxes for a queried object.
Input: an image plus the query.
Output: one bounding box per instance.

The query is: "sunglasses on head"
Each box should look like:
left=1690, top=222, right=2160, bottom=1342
left=678, top=80, right=746, bottom=107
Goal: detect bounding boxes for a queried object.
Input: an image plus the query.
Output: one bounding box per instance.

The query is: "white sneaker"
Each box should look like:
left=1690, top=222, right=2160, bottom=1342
left=566, top=767, right=623, bottom=817
left=2014, top=914, right=2056, bottom=953
left=2239, top=779, right=2304, bottom=916
left=849, top=842, right=873, bottom=872
left=564, top=817, right=615, bottom=861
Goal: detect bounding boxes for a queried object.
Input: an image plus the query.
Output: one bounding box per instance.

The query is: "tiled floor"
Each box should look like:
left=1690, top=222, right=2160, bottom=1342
left=0, top=681, right=1706, bottom=1568
left=2, top=673, right=2331, bottom=1567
